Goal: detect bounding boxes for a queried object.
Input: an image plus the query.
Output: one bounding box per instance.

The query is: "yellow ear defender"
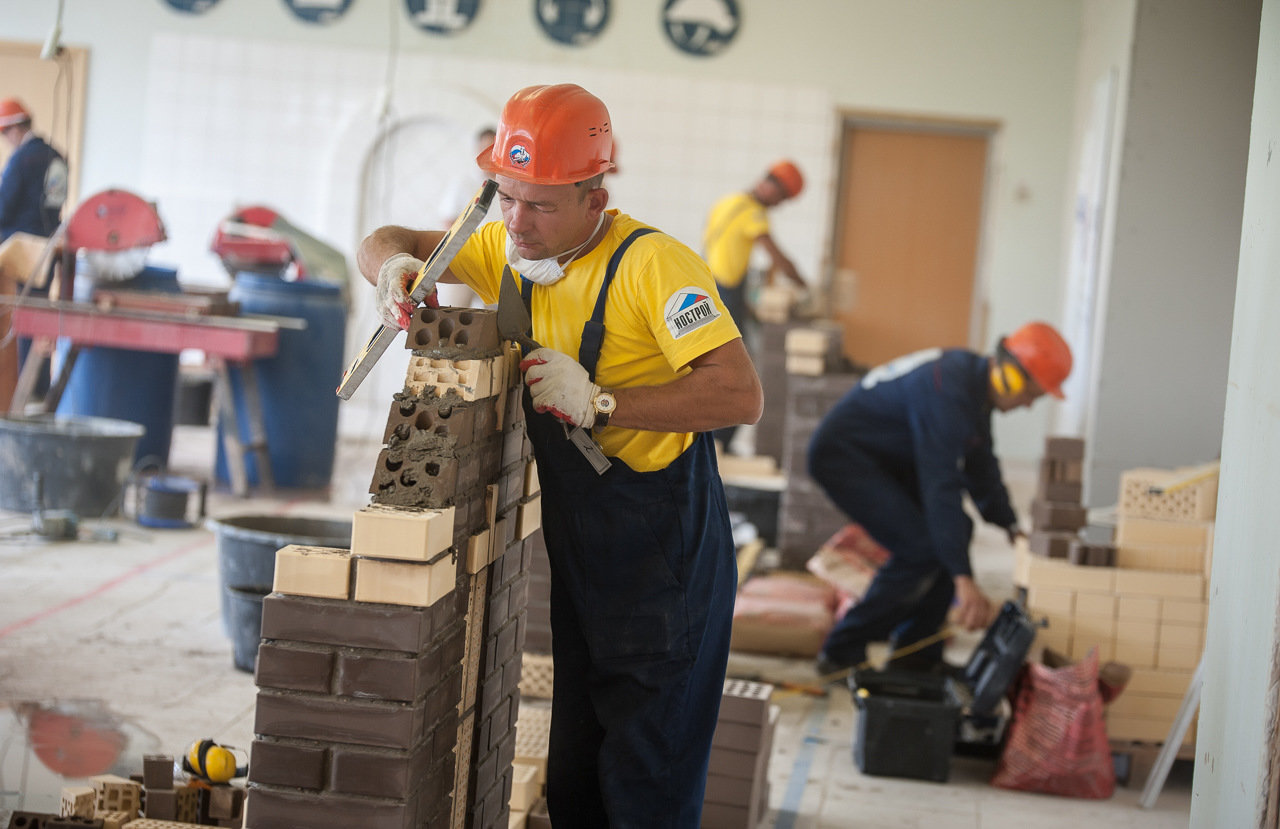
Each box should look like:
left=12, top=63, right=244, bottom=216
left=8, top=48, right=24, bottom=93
left=991, top=341, right=1027, bottom=397
left=183, top=738, right=247, bottom=783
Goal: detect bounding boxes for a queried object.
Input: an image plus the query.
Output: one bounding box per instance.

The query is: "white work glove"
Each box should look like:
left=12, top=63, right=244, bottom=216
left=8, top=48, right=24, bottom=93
left=520, top=348, right=600, bottom=428
left=376, top=252, right=428, bottom=329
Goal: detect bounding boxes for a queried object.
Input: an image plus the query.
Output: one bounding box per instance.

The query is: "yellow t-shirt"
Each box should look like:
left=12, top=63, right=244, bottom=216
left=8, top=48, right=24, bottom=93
left=448, top=210, right=742, bottom=472
left=702, top=191, right=770, bottom=289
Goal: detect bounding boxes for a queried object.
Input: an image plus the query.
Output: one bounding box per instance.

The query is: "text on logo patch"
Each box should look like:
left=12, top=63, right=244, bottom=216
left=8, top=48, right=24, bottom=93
left=664, top=287, right=721, bottom=339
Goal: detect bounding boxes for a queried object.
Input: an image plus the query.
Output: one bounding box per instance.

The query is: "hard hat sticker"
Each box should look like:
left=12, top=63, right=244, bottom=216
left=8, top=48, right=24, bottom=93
left=509, top=145, right=532, bottom=167
left=664, top=287, right=720, bottom=339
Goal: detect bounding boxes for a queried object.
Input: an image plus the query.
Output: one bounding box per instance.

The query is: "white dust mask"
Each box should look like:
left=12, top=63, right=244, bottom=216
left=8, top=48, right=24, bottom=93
left=505, top=213, right=605, bottom=286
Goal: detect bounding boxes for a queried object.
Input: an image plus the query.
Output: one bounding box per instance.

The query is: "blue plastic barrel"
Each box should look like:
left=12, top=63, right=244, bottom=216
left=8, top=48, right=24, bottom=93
left=57, top=266, right=181, bottom=467
left=215, top=273, right=347, bottom=489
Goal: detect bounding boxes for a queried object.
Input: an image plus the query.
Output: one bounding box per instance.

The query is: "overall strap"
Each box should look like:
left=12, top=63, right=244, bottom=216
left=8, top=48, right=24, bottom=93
left=578, top=227, right=657, bottom=380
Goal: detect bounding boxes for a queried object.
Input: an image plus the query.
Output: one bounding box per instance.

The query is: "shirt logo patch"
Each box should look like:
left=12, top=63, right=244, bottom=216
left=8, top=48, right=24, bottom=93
left=509, top=144, right=531, bottom=167
left=664, top=287, right=721, bottom=339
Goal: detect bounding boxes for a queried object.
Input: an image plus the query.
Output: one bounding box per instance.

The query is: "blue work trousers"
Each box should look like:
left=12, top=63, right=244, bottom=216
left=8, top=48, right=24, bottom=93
left=808, top=439, right=970, bottom=668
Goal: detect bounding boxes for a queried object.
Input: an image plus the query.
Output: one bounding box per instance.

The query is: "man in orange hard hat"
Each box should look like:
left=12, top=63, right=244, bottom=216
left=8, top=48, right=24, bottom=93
left=703, top=159, right=807, bottom=451
left=807, top=322, right=1073, bottom=677
left=359, top=84, right=762, bottom=827
left=0, top=98, right=68, bottom=242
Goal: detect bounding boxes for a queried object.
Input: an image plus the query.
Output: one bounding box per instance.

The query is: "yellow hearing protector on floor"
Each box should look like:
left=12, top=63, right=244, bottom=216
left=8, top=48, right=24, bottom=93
left=183, top=739, right=247, bottom=783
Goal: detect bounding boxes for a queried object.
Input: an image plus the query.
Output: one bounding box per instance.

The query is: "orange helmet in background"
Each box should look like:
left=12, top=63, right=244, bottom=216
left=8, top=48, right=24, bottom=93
left=0, top=98, right=32, bottom=130
left=1002, top=321, right=1073, bottom=399
left=477, top=84, right=615, bottom=185
left=767, top=160, right=804, bottom=198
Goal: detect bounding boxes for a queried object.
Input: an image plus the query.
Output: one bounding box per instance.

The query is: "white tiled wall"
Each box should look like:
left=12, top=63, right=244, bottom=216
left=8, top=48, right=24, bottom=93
left=140, top=33, right=837, bottom=435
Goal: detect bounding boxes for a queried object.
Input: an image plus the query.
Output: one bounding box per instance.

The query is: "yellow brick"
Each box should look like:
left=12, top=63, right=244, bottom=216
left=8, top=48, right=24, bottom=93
left=517, top=496, right=542, bottom=540
left=1127, top=667, right=1194, bottom=697
left=1159, top=621, right=1204, bottom=650
left=1108, top=691, right=1185, bottom=720
left=1114, top=639, right=1158, bottom=669
left=1068, top=636, right=1113, bottom=663
left=1074, top=592, right=1116, bottom=618
left=1115, top=544, right=1205, bottom=573
left=784, top=327, right=838, bottom=356
left=1027, top=586, right=1075, bottom=617
left=466, top=529, right=492, bottom=575
left=1162, top=598, right=1208, bottom=625
left=509, top=762, right=542, bottom=813
left=523, top=460, right=540, bottom=498
left=1022, top=547, right=1116, bottom=593
left=1071, top=614, right=1116, bottom=643
left=1114, top=618, right=1159, bottom=648
left=61, top=785, right=94, bottom=818
left=1116, top=516, right=1214, bottom=550
left=1117, top=595, right=1161, bottom=620
left=1036, top=621, right=1071, bottom=656
left=351, top=504, right=455, bottom=562
left=1106, top=713, right=1187, bottom=744
left=1156, top=640, right=1201, bottom=670
left=1112, top=568, right=1204, bottom=599
left=273, top=545, right=352, bottom=599
left=785, top=354, right=826, bottom=376
left=354, top=555, right=457, bottom=607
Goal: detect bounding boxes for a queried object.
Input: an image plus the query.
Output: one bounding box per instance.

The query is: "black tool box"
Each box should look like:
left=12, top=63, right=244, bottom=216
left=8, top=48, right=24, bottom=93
left=851, top=600, right=1039, bottom=782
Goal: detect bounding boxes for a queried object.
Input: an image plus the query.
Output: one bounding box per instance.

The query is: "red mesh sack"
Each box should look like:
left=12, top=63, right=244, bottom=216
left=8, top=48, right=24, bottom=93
left=991, top=647, right=1115, bottom=799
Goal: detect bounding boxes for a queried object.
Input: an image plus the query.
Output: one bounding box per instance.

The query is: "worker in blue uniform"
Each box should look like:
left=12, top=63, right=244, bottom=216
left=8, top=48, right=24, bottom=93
left=0, top=98, right=68, bottom=242
left=808, top=322, right=1073, bottom=676
left=359, top=84, right=763, bottom=828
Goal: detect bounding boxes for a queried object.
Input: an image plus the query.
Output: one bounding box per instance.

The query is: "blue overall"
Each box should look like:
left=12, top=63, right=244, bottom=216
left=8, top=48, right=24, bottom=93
left=806, top=350, right=1017, bottom=670
left=519, top=231, right=738, bottom=828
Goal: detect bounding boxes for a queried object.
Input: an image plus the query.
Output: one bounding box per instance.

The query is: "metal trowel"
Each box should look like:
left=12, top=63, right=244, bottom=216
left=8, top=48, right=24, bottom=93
left=497, top=266, right=611, bottom=475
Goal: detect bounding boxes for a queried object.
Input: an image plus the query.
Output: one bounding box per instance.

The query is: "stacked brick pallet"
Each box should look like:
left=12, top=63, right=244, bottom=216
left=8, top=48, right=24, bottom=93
left=244, top=307, right=540, bottom=829
left=752, top=321, right=806, bottom=464
left=702, top=680, right=778, bottom=829
left=22, top=764, right=241, bottom=829
left=1017, top=455, right=1217, bottom=750
left=1026, top=437, right=1105, bottom=563
left=776, top=371, right=860, bottom=569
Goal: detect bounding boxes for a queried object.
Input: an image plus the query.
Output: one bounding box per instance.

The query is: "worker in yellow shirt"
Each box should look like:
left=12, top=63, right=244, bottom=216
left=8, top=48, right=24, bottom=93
left=702, top=159, right=807, bottom=450
left=360, top=84, right=762, bottom=828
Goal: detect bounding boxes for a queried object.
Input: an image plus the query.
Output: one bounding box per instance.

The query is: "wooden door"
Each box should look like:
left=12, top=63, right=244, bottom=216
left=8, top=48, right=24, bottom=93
left=831, top=121, right=991, bottom=368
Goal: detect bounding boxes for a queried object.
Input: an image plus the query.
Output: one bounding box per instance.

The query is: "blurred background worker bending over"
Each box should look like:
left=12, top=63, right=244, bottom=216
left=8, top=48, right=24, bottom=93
left=702, top=159, right=808, bottom=452
left=807, top=321, right=1073, bottom=677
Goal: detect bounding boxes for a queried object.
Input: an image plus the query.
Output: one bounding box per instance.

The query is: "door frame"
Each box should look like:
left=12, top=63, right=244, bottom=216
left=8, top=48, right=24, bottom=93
left=830, top=110, right=1000, bottom=354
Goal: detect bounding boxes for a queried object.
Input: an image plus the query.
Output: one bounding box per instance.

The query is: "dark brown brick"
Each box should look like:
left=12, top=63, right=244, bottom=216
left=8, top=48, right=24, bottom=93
left=334, top=649, right=432, bottom=702
left=260, top=594, right=433, bottom=652
left=248, top=739, right=328, bottom=790
left=255, top=642, right=335, bottom=694
left=245, top=786, right=416, bottom=829
left=254, top=691, right=425, bottom=750
left=328, top=742, right=430, bottom=799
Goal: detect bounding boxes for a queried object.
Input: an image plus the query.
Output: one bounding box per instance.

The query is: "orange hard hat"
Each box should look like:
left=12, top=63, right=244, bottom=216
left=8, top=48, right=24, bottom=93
left=768, top=160, right=804, bottom=198
left=1002, top=321, right=1072, bottom=399
left=0, top=98, right=31, bottom=130
left=477, top=84, right=615, bottom=185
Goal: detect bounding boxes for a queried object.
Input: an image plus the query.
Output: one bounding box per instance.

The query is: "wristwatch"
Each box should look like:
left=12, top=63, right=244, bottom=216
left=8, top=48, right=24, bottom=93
left=591, top=389, right=617, bottom=429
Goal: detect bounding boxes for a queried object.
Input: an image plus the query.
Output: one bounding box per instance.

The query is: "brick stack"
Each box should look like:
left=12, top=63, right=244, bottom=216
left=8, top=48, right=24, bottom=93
left=244, top=307, right=539, bottom=829
left=753, top=321, right=806, bottom=463
left=702, top=680, right=778, bottom=829
left=509, top=702, right=551, bottom=829
left=776, top=372, right=861, bottom=569
left=1016, top=462, right=1216, bottom=750
left=782, top=323, right=843, bottom=377
left=1027, top=437, right=1104, bottom=563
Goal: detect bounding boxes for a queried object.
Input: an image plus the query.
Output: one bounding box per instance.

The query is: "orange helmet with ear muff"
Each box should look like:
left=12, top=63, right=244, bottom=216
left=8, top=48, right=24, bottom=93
left=1001, top=321, right=1072, bottom=398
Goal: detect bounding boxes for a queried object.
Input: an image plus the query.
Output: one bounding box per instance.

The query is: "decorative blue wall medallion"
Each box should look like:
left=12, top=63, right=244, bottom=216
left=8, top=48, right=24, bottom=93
left=534, top=0, right=610, bottom=47
left=406, top=0, right=482, bottom=35
left=160, top=0, right=222, bottom=14
left=282, top=0, right=354, bottom=25
left=663, top=0, right=740, bottom=57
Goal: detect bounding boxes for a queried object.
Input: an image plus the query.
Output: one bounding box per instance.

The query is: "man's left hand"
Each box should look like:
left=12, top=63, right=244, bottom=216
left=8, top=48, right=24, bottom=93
left=520, top=348, right=600, bottom=428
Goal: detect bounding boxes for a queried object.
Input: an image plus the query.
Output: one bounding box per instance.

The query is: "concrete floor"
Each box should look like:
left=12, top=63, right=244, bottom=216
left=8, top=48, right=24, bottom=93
left=0, top=424, right=1192, bottom=827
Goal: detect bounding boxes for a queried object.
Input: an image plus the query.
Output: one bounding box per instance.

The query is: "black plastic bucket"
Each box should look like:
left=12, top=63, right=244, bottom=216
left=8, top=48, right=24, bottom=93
left=207, top=514, right=351, bottom=672
left=0, top=414, right=145, bottom=515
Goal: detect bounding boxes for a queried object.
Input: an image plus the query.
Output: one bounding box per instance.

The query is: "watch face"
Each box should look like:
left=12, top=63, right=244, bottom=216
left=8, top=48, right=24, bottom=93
left=594, top=392, right=616, bottom=413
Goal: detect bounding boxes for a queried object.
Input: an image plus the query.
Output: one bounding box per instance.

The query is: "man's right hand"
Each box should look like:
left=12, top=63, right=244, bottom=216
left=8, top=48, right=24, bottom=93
left=950, top=575, right=994, bottom=631
left=376, top=252, right=427, bottom=329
